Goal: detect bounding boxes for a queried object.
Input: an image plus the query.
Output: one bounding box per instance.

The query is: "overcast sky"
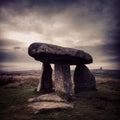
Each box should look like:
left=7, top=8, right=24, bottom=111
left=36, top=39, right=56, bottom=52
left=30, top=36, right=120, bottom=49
left=0, top=0, right=120, bottom=71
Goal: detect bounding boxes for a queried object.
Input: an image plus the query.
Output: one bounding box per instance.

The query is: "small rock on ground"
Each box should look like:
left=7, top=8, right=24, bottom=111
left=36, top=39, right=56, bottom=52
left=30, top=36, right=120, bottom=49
left=28, top=93, right=66, bottom=102
left=27, top=102, right=73, bottom=114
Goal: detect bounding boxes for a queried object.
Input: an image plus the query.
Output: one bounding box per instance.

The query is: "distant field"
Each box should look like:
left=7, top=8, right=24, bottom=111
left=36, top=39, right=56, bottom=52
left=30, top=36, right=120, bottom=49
left=0, top=69, right=120, bottom=86
left=0, top=70, right=120, bottom=120
left=92, top=70, right=120, bottom=79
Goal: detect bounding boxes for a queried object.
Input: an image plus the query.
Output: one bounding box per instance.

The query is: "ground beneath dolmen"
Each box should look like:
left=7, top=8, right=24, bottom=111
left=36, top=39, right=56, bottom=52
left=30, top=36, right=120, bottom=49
left=0, top=71, right=120, bottom=120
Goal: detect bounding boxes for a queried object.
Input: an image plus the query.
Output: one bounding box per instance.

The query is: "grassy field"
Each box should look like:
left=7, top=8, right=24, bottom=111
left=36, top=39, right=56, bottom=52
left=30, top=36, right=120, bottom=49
left=0, top=72, right=120, bottom=120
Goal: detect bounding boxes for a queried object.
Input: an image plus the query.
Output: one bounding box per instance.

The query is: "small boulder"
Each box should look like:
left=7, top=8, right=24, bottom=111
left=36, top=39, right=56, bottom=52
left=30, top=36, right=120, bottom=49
left=28, top=93, right=66, bottom=102
left=74, top=64, right=96, bottom=93
left=27, top=102, right=73, bottom=114
left=37, top=63, right=53, bottom=93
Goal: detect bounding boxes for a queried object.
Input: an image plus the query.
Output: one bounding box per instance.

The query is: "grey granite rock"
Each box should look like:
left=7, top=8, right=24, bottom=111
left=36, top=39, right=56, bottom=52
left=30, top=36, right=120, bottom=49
left=27, top=102, right=73, bottom=114
left=36, top=63, right=53, bottom=93
left=28, top=43, right=96, bottom=98
left=28, top=43, right=93, bottom=64
left=28, top=93, right=66, bottom=102
left=54, top=63, right=73, bottom=101
left=74, top=64, right=96, bottom=93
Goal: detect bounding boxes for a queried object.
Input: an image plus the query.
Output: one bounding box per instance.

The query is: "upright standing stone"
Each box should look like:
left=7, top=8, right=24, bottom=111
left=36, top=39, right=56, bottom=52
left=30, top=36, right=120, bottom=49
left=54, top=63, right=72, bottom=99
left=74, top=64, right=96, bottom=93
left=37, top=63, right=53, bottom=93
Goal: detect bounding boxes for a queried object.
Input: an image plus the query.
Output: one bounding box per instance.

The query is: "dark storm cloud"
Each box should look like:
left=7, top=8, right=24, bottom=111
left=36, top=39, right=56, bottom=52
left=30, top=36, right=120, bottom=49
left=0, top=51, right=17, bottom=62
left=13, top=46, right=21, bottom=50
left=0, top=0, right=114, bottom=22
left=0, top=50, right=34, bottom=63
left=0, top=0, right=114, bottom=37
left=0, top=38, right=34, bottom=63
left=0, top=0, right=120, bottom=69
left=0, top=0, right=118, bottom=34
left=0, top=0, right=79, bottom=9
left=0, top=38, right=22, bottom=62
left=0, top=0, right=79, bottom=19
left=0, top=38, right=23, bottom=46
left=111, top=0, right=120, bottom=58
left=101, top=0, right=120, bottom=66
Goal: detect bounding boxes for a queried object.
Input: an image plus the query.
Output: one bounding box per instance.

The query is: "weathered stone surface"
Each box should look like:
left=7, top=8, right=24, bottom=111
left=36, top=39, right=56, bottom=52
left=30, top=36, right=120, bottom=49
left=54, top=63, right=73, bottom=100
left=37, top=63, right=53, bottom=93
left=27, top=102, right=73, bottom=114
left=28, top=93, right=66, bottom=102
left=28, top=43, right=93, bottom=64
left=28, top=43, right=96, bottom=98
left=74, top=64, right=96, bottom=93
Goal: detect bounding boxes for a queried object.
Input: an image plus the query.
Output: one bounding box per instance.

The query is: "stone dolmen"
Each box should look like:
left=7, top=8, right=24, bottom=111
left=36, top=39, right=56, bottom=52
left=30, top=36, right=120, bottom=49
left=28, top=42, right=96, bottom=99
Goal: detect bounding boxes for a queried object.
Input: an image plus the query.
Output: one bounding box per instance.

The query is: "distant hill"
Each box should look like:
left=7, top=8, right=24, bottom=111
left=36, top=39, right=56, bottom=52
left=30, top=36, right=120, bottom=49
left=91, top=69, right=120, bottom=79
left=0, top=70, right=41, bottom=76
left=71, top=69, right=120, bottom=79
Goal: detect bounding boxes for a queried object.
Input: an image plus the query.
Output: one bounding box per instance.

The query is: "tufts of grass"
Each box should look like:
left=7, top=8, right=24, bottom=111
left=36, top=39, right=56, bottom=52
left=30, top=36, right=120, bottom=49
left=0, top=76, right=120, bottom=120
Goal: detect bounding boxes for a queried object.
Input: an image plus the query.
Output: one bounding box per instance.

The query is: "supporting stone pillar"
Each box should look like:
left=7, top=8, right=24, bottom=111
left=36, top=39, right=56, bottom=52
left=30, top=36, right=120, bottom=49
left=74, top=64, right=96, bottom=94
left=54, top=63, right=72, bottom=100
left=37, top=63, right=53, bottom=93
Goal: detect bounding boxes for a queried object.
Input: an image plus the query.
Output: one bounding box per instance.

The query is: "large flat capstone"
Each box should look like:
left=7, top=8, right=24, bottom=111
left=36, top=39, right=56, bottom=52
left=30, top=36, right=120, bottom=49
left=28, top=43, right=93, bottom=64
